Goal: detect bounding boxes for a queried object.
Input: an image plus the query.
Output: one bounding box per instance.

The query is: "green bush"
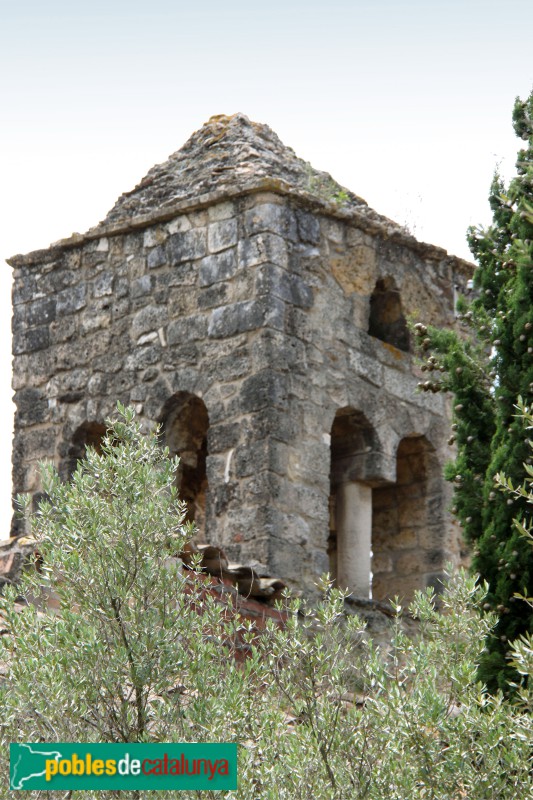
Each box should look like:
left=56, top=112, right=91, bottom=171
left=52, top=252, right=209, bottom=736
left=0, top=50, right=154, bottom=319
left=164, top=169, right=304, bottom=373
left=1, top=406, right=532, bottom=799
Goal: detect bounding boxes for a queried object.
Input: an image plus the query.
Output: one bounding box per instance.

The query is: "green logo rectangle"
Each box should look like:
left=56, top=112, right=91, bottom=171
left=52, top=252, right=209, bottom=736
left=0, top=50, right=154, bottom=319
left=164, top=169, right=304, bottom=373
left=10, top=742, right=237, bottom=791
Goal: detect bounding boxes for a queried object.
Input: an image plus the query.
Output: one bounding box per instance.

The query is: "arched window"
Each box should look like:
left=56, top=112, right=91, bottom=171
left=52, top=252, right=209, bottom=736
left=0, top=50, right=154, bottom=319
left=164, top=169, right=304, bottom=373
left=60, top=421, right=106, bottom=481
left=159, top=393, right=209, bottom=538
left=329, top=408, right=377, bottom=596
left=372, top=435, right=442, bottom=601
left=368, top=277, right=410, bottom=352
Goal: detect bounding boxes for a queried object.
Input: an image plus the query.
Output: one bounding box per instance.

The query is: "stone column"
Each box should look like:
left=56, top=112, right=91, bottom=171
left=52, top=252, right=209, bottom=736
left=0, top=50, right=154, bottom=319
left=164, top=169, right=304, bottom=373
left=335, top=481, right=372, bottom=597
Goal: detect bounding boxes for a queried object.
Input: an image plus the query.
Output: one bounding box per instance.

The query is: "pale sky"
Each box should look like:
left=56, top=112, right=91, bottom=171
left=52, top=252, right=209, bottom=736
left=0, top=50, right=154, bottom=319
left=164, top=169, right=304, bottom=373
left=1, top=0, right=532, bottom=537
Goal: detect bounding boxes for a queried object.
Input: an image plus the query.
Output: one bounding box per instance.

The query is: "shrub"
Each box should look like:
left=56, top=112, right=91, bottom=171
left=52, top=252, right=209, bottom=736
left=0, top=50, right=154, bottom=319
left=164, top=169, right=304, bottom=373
left=1, top=406, right=531, bottom=798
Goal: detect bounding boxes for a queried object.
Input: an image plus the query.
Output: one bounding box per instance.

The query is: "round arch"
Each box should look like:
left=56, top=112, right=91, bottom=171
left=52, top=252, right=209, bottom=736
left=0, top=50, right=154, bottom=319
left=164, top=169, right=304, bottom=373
left=159, top=392, right=210, bottom=538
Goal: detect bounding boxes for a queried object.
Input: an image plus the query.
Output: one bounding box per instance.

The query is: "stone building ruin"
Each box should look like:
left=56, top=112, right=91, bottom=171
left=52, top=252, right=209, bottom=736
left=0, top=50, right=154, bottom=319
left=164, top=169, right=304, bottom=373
left=9, top=113, right=472, bottom=601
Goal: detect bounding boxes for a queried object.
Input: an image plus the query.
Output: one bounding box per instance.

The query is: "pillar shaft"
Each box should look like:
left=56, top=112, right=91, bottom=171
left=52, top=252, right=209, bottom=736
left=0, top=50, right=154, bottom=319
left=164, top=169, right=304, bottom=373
left=336, top=482, right=372, bottom=596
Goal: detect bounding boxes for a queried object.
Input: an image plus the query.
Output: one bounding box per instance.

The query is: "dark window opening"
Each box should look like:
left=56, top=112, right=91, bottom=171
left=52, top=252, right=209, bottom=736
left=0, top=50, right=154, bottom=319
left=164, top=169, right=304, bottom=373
left=329, top=408, right=376, bottom=594
left=60, top=421, right=106, bottom=481
left=160, top=393, right=209, bottom=538
left=372, top=435, right=442, bottom=602
left=368, top=278, right=410, bottom=352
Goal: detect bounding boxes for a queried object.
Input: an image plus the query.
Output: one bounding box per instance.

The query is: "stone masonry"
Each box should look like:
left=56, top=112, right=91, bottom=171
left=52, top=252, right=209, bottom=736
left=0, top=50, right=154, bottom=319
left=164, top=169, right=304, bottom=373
left=9, top=113, right=472, bottom=601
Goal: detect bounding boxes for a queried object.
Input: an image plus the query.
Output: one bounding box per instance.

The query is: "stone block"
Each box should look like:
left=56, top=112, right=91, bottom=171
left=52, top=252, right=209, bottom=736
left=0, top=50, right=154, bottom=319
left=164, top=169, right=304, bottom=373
left=208, top=421, right=242, bottom=453
left=125, top=345, right=161, bottom=370
left=258, top=331, right=308, bottom=373
left=417, top=525, right=444, bottom=550
left=131, top=305, right=167, bottom=339
left=207, top=297, right=285, bottom=339
left=348, top=348, right=383, bottom=387
left=57, top=284, right=86, bottom=315
left=13, top=274, right=37, bottom=305
left=393, top=551, right=425, bottom=577
left=198, top=250, right=238, bottom=287
left=244, top=204, right=288, bottom=237
left=239, top=370, right=288, bottom=413
left=167, top=215, right=192, bottom=234
left=27, top=298, right=56, bottom=327
left=48, top=368, right=89, bottom=398
left=238, top=233, right=288, bottom=269
left=233, top=439, right=269, bottom=478
left=94, top=271, right=114, bottom=297
left=322, top=218, right=344, bottom=245
left=143, top=227, right=167, bottom=248
left=211, top=352, right=251, bottom=382
left=14, top=388, right=49, bottom=426
left=382, top=365, right=444, bottom=413
left=115, top=277, right=130, bottom=300
left=87, top=373, right=109, bottom=396
left=82, top=251, right=107, bottom=269
left=255, top=264, right=313, bottom=309
left=295, top=209, right=320, bottom=244
left=372, top=574, right=423, bottom=603
left=167, top=260, right=197, bottom=287
left=81, top=313, right=111, bottom=334
left=372, top=551, right=393, bottom=574
left=136, top=332, right=158, bottom=346
left=167, top=229, right=206, bottom=264
left=208, top=218, right=238, bottom=253
left=13, top=326, right=50, bottom=354
left=167, top=314, right=207, bottom=344
left=131, top=275, right=153, bottom=298
left=207, top=201, right=235, bottom=221
left=285, top=305, right=313, bottom=342
left=164, top=342, right=199, bottom=366
left=393, top=526, right=419, bottom=549
left=398, top=499, right=427, bottom=528
left=198, top=282, right=230, bottom=310
left=147, top=245, right=166, bottom=269
left=266, top=513, right=311, bottom=550
left=139, top=378, right=172, bottom=420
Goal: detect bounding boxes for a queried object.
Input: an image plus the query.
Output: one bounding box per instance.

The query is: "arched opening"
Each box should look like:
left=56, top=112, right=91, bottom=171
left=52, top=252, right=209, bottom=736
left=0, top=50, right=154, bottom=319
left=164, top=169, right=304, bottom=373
left=368, top=277, right=410, bottom=352
left=372, top=436, right=442, bottom=602
left=329, top=409, right=377, bottom=596
left=159, top=393, right=209, bottom=539
left=60, top=421, right=106, bottom=481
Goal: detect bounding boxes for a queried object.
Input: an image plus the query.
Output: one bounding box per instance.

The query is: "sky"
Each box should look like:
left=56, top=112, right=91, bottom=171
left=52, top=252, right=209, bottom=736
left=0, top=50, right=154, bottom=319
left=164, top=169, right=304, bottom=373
left=0, top=0, right=532, bottom=538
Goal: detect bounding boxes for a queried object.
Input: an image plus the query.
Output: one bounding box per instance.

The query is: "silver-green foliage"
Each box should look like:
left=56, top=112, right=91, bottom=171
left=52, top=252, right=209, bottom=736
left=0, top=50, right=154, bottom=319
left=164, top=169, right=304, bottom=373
left=1, top=406, right=532, bottom=799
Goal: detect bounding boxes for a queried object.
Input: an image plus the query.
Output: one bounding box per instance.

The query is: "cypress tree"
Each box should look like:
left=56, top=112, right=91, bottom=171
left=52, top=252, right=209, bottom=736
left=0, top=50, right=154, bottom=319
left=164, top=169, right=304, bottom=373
left=414, top=91, right=533, bottom=692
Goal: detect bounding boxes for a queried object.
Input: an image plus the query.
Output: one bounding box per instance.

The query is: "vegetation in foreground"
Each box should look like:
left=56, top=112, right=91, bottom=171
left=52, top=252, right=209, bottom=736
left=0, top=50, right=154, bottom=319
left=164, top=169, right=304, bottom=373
left=0, top=407, right=532, bottom=799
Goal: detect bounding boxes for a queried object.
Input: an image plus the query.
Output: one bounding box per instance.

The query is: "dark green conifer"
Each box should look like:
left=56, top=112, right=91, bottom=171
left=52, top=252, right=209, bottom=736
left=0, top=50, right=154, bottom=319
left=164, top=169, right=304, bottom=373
left=415, top=91, right=533, bottom=692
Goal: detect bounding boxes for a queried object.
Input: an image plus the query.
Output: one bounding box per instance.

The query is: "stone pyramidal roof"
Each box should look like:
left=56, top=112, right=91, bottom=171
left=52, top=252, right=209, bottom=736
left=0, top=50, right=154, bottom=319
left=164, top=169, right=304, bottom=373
left=14, top=112, right=470, bottom=266
left=99, top=113, right=399, bottom=231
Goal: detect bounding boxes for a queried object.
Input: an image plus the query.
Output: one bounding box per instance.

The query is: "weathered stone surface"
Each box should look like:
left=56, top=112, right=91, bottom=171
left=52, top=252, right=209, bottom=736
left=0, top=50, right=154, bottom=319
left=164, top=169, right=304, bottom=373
left=167, top=315, right=207, bottom=344
left=199, top=250, right=238, bottom=287
left=27, top=298, right=56, bottom=327
left=255, top=264, right=313, bottom=308
left=147, top=245, right=166, bottom=269
left=168, top=229, right=206, bottom=265
left=9, top=114, right=472, bottom=598
left=57, top=284, right=86, bottom=315
left=13, top=326, right=50, bottom=354
left=207, top=297, right=285, bottom=339
left=208, top=218, right=238, bottom=253
left=295, top=209, right=320, bottom=244
left=131, top=305, right=167, bottom=339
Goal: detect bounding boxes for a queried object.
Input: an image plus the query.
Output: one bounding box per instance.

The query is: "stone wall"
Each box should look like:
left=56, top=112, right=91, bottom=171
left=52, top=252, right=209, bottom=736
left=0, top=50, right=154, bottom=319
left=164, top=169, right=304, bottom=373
left=9, top=114, right=472, bottom=600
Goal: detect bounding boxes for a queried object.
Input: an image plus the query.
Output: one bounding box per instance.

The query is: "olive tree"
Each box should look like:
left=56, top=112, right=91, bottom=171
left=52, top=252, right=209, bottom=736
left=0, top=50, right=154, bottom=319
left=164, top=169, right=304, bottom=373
left=1, top=406, right=531, bottom=799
